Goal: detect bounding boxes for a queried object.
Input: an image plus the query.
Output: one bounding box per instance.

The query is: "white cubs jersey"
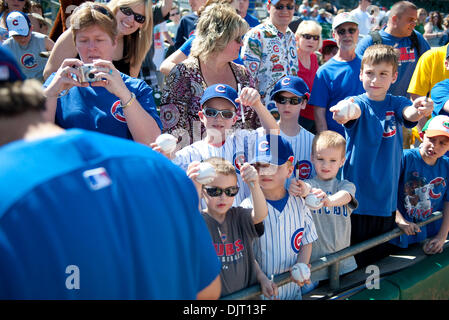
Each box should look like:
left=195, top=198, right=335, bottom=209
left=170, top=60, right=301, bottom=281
left=280, top=128, right=315, bottom=189
left=173, top=128, right=266, bottom=205
left=241, top=194, right=318, bottom=300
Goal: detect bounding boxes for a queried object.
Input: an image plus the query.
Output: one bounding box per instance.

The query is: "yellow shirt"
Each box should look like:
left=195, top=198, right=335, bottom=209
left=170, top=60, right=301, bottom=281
left=407, top=44, right=449, bottom=97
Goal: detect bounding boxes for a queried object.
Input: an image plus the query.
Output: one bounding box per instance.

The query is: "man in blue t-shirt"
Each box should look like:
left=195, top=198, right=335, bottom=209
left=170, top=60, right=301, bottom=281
left=310, top=12, right=365, bottom=137
left=355, top=1, right=430, bottom=98
left=0, top=47, right=221, bottom=300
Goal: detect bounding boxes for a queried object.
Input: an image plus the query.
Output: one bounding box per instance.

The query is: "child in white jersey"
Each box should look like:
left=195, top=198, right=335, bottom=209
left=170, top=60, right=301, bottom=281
left=241, top=134, right=318, bottom=300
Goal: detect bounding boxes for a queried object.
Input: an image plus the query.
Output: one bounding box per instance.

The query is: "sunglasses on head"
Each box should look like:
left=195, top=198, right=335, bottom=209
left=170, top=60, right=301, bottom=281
left=77, top=3, right=114, bottom=20
left=203, top=186, right=240, bottom=197
left=119, top=6, right=146, bottom=24
left=302, top=34, right=320, bottom=41
left=336, top=27, right=357, bottom=36
left=274, top=4, right=295, bottom=10
left=203, top=107, right=236, bottom=119
left=274, top=95, right=303, bottom=105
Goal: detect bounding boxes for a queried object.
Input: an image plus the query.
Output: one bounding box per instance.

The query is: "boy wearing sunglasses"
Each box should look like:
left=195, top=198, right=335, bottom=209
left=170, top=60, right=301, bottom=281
left=168, top=83, right=279, bottom=206
left=241, top=134, right=318, bottom=300
left=270, top=76, right=315, bottom=188
left=186, top=157, right=268, bottom=297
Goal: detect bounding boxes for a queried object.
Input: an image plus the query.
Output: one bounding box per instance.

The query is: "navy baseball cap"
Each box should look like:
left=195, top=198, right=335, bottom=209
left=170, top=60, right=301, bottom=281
left=200, top=84, right=239, bottom=109
left=270, top=76, right=310, bottom=101
left=251, top=134, right=294, bottom=165
left=0, top=46, right=25, bottom=82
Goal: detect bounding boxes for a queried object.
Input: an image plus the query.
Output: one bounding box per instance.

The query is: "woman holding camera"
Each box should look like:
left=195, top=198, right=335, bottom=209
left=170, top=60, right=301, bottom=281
left=43, top=0, right=159, bottom=79
left=43, top=2, right=162, bottom=145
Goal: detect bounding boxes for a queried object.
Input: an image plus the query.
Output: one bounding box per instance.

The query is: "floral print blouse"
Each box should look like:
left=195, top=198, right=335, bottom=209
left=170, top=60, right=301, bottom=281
left=160, top=56, right=259, bottom=144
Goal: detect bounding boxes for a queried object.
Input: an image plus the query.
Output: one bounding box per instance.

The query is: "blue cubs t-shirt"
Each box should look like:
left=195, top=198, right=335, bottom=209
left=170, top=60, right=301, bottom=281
left=391, top=148, right=449, bottom=248
left=43, top=72, right=162, bottom=140
left=0, top=129, right=220, bottom=299
left=342, top=93, right=417, bottom=217
left=309, top=55, right=364, bottom=136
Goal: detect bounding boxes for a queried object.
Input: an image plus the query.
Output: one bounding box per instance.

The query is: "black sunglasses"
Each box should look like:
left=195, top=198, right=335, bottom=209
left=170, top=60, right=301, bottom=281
left=302, top=34, right=320, bottom=41
left=77, top=3, right=114, bottom=20
left=203, top=186, right=240, bottom=197
left=274, top=4, right=295, bottom=10
left=170, top=11, right=180, bottom=16
left=203, top=107, right=236, bottom=119
left=336, top=27, right=357, bottom=36
left=274, top=95, right=302, bottom=105
left=119, top=6, right=146, bottom=24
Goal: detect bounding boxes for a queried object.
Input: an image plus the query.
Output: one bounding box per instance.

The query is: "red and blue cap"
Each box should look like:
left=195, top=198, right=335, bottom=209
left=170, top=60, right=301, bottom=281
left=270, top=76, right=310, bottom=101
left=200, top=84, right=239, bottom=109
left=0, top=46, right=25, bottom=82
left=251, top=134, right=294, bottom=165
left=6, top=11, right=31, bottom=37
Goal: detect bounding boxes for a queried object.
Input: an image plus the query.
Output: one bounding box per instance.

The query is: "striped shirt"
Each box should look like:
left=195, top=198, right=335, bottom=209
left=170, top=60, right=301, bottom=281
left=241, top=193, right=318, bottom=300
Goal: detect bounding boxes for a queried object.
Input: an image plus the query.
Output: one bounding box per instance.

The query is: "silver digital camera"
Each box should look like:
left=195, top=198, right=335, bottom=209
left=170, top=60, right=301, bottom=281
left=79, top=64, right=101, bottom=83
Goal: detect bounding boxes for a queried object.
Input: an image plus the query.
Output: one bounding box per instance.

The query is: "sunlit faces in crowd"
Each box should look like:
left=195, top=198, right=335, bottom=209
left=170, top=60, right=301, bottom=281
left=253, top=161, right=294, bottom=191
left=198, top=97, right=238, bottom=144
left=311, top=145, right=345, bottom=181
left=115, top=3, right=146, bottom=35
left=359, top=61, right=398, bottom=101
left=273, top=91, right=306, bottom=121
left=333, top=22, right=359, bottom=52
left=202, top=173, right=239, bottom=217
left=392, top=7, right=417, bottom=38
left=75, top=24, right=117, bottom=63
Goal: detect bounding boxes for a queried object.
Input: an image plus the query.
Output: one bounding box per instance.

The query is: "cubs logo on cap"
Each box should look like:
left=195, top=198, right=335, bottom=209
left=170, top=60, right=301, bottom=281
left=200, top=84, right=239, bottom=109
left=422, top=115, right=449, bottom=139
left=250, top=134, right=294, bottom=165
left=270, top=76, right=310, bottom=101
left=6, top=11, right=31, bottom=37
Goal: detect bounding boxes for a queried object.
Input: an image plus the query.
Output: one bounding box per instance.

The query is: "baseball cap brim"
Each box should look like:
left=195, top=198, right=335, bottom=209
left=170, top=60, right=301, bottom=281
left=424, top=129, right=449, bottom=139
left=201, top=96, right=238, bottom=109
left=422, top=115, right=449, bottom=139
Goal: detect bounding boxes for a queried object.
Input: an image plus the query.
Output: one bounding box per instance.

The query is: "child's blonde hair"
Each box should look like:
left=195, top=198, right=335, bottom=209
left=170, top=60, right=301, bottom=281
left=204, top=157, right=237, bottom=178
left=361, top=44, right=399, bottom=74
left=312, top=130, right=346, bottom=158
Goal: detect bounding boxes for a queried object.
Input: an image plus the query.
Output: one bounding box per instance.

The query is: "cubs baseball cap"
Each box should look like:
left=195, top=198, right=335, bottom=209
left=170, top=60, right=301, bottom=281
left=422, top=115, right=449, bottom=139
left=251, top=134, right=294, bottom=166
left=200, top=84, right=239, bottom=109
left=332, top=12, right=358, bottom=30
left=270, top=76, right=310, bottom=101
left=0, top=46, right=25, bottom=82
left=267, top=0, right=281, bottom=5
left=6, top=11, right=31, bottom=37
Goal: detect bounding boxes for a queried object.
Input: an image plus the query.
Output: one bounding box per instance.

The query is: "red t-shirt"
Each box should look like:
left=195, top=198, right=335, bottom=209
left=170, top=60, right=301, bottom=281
left=297, top=53, right=318, bottom=120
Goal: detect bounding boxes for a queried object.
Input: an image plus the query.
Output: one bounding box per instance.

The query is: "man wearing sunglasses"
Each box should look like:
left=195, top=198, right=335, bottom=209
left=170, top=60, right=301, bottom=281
left=356, top=1, right=430, bottom=98
left=310, top=12, right=364, bottom=136
left=242, top=0, right=299, bottom=106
